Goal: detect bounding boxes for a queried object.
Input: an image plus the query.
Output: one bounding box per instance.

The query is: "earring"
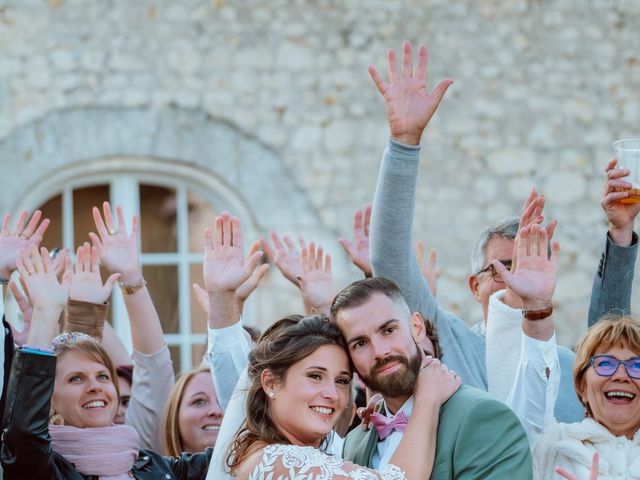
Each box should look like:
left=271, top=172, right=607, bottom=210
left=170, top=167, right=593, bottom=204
left=49, top=408, right=65, bottom=426
left=268, top=391, right=274, bottom=398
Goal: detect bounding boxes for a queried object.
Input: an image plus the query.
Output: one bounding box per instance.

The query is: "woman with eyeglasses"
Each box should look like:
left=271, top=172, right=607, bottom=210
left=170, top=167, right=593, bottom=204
left=532, top=315, right=640, bottom=480
left=491, top=222, right=640, bottom=479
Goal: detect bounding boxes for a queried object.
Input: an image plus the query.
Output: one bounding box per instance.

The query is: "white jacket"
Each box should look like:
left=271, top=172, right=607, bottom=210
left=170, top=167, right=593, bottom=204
left=534, top=418, right=640, bottom=479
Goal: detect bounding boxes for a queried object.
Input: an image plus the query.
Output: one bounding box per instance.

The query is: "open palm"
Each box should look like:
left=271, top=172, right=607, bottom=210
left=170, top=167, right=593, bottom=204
left=298, top=242, right=335, bottom=313
left=69, top=242, right=119, bottom=304
left=369, top=42, right=453, bottom=145
left=495, top=225, right=559, bottom=308
left=203, top=213, right=263, bottom=293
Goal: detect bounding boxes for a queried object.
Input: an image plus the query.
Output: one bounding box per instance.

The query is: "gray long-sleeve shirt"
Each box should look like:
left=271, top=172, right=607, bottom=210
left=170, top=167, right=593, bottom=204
left=370, top=138, right=583, bottom=423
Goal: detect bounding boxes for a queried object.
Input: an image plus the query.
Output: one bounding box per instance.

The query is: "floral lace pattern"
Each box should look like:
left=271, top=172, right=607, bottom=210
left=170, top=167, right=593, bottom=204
left=249, top=444, right=407, bottom=480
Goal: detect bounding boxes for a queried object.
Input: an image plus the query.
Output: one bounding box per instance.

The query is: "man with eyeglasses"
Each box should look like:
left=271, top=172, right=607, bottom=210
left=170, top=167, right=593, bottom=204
left=368, top=41, right=584, bottom=423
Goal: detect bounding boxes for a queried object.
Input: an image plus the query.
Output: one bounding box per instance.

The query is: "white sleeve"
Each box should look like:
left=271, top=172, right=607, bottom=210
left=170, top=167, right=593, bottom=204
left=506, top=332, right=560, bottom=448
left=207, top=368, right=250, bottom=480
left=207, top=318, right=251, bottom=411
left=486, top=289, right=526, bottom=402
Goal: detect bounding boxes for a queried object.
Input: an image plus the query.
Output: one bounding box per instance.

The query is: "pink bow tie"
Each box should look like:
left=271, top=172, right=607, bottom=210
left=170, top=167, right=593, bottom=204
left=369, top=411, right=409, bottom=440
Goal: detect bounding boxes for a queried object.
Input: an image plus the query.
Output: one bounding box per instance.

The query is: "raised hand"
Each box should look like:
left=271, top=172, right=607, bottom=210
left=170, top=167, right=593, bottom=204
left=69, top=242, right=120, bottom=304
left=203, top=213, right=263, bottom=294
left=0, top=210, right=49, bottom=279
left=338, top=204, right=372, bottom=277
left=8, top=277, right=33, bottom=346
left=512, top=188, right=557, bottom=271
left=261, top=232, right=303, bottom=286
left=52, top=249, right=70, bottom=283
left=235, top=240, right=270, bottom=302
left=555, top=452, right=599, bottom=480
left=602, top=158, right=640, bottom=246
left=297, top=242, right=335, bottom=315
left=193, top=241, right=269, bottom=314
left=416, top=240, right=443, bottom=296
left=89, top=202, right=140, bottom=282
left=368, top=41, right=453, bottom=145
left=16, top=245, right=72, bottom=310
left=494, top=224, right=559, bottom=311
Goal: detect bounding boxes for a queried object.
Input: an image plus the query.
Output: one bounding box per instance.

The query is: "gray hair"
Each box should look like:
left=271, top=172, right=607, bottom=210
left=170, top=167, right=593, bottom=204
left=469, top=216, right=519, bottom=274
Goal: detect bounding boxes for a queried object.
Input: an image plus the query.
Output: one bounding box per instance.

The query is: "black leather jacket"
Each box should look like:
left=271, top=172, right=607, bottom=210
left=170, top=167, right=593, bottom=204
left=1, top=349, right=212, bottom=479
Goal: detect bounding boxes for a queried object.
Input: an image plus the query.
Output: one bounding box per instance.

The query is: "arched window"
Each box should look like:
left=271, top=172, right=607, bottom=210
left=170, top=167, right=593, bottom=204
left=19, top=158, right=260, bottom=372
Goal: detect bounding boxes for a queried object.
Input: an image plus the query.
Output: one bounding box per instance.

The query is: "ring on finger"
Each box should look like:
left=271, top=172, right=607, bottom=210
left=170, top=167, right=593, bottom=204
left=108, top=227, right=119, bottom=236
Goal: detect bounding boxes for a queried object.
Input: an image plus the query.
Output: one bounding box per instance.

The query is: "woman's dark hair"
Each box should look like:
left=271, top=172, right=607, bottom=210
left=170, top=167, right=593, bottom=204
left=226, top=314, right=349, bottom=471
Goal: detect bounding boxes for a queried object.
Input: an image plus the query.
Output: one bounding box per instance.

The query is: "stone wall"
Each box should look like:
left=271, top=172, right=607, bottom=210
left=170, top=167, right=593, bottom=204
left=0, top=0, right=639, bottom=345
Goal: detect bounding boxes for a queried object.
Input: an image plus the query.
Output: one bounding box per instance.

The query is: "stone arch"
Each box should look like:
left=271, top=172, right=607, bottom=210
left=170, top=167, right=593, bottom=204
left=0, top=106, right=322, bottom=234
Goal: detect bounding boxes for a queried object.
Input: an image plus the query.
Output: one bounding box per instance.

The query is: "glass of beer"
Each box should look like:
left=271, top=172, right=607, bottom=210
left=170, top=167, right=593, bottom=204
left=613, top=139, right=640, bottom=204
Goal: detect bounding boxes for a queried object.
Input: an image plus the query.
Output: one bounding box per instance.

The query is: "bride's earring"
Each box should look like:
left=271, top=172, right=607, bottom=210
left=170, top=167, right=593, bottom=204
left=268, top=391, right=275, bottom=398
left=49, top=407, right=65, bottom=425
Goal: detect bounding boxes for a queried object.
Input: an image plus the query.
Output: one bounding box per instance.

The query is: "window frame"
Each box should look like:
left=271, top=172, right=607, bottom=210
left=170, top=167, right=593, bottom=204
left=16, top=159, right=260, bottom=372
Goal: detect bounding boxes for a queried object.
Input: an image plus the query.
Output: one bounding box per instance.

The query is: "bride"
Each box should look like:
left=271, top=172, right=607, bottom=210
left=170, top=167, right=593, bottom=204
left=226, top=314, right=460, bottom=480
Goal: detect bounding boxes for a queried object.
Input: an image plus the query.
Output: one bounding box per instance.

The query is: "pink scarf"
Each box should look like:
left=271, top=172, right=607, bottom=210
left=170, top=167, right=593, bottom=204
left=49, top=424, right=140, bottom=480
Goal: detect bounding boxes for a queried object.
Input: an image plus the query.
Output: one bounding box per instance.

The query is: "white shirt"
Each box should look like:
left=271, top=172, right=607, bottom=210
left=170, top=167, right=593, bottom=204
left=507, top=331, right=560, bottom=448
left=371, top=396, right=414, bottom=470
left=206, top=319, right=251, bottom=411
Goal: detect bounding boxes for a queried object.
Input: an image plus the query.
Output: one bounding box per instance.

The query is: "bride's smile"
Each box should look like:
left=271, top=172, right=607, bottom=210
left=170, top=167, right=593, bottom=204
left=264, top=343, right=352, bottom=447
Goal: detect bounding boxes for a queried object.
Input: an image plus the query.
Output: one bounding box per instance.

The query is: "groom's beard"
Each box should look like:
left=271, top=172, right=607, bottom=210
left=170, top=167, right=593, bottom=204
left=360, top=343, right=422, bottom=398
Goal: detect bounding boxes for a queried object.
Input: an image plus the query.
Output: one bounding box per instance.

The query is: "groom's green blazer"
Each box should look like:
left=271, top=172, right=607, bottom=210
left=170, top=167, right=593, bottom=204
left=342, top=385, right=533, bottom=479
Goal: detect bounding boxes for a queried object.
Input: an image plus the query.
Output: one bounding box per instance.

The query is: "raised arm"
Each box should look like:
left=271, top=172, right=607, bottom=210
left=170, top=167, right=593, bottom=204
left=588, top=158, right=640, bottom=326
left=0, top=210, right=49, bottom=342
left=203, top=212, right=264, bottom=410
left=1, top=246, right=71, bottom=478
left=368, top=43, right=487, bottom=389
left=90, top=202, right=165, bottom=354
left=90, top=202, right=175, bottom=451
left=369, top=42, right=452, bottom=314
left=494, top=225, right=561, bottom=446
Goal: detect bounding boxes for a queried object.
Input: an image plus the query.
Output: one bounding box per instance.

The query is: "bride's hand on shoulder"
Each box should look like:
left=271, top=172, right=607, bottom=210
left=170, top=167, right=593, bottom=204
left=414, top=356, right=461, bottom=406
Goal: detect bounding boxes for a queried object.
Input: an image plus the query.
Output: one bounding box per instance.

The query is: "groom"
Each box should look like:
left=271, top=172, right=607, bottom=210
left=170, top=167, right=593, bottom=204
left=331, top=277, right=532, bottom=478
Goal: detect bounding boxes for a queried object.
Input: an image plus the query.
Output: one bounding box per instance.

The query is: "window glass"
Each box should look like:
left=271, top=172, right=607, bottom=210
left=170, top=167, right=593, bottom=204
left=188, top=190, right=217, bottom=253
left=142, top=264, right=179, bottom=334
left=38, top=193, right=62, bottom=250
left=190, top=263, right=207, bottom=334
left=73, top=185, right=110, bottom=248
left=140, top=185, right=178, bottom=253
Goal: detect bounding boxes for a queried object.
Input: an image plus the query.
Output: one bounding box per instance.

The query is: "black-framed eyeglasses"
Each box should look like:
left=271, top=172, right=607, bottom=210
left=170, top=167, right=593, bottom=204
left=590, top=354, right=640, bottom=379
left=475, top=260, right=512, bottom=283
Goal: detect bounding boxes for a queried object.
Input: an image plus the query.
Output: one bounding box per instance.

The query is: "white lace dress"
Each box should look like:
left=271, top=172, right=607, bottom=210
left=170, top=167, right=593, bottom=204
left=249, top=444, right=407, bottom=480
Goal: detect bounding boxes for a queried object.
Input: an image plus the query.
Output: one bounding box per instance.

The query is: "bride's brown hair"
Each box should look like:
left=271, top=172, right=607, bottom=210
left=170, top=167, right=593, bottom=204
left=226, top=314, right=349, bottom=472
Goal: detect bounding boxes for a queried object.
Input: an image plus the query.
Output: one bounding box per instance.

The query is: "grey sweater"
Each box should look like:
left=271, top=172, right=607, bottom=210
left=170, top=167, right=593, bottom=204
left=370, top=138, right=583, bottom=423
left=588, top=232, right=638, bottom=326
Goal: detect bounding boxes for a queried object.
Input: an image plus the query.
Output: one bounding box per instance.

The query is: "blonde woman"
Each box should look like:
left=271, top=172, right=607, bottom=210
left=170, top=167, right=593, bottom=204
left=163, top=367, right=224, bottom=456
